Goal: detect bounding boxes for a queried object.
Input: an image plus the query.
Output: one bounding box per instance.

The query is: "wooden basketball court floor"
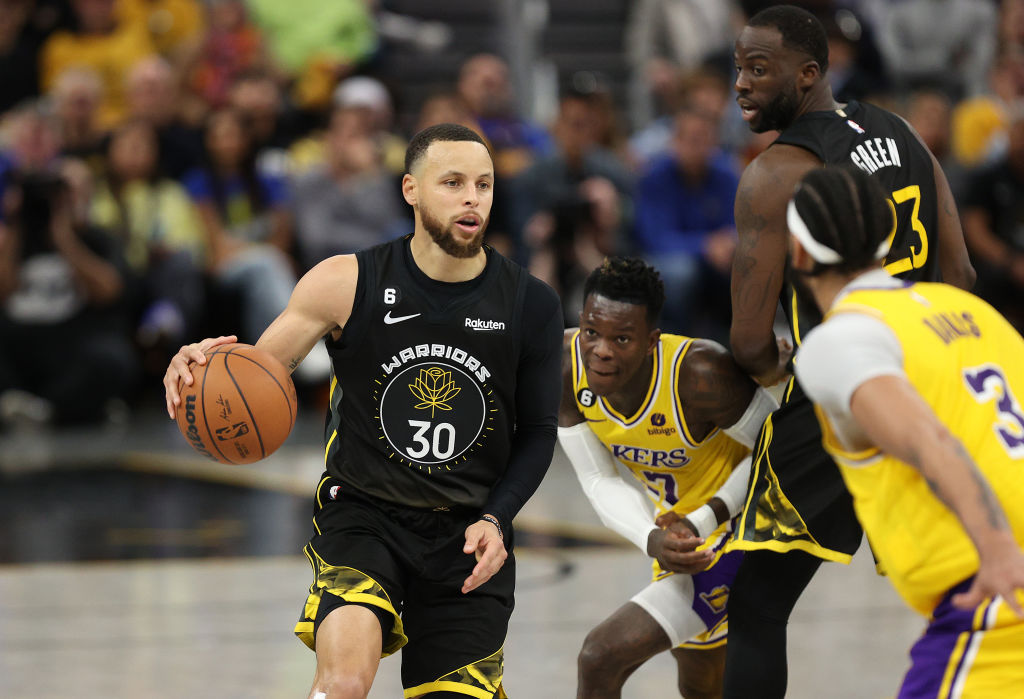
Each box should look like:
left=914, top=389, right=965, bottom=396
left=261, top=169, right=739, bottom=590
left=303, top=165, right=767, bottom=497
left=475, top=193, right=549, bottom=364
left=0, top=410, right=925, bottom=698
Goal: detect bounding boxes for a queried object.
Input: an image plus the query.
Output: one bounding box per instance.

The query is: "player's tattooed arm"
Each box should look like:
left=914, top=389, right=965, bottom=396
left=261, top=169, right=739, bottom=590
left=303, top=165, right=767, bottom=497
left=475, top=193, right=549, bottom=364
left=559, top=328, right=585, bottom=427
left=850, top=374, right=1018, bottom=560
left=677, top=339, right=757, bottom=441
left=730, top=146, right=818, bottom=384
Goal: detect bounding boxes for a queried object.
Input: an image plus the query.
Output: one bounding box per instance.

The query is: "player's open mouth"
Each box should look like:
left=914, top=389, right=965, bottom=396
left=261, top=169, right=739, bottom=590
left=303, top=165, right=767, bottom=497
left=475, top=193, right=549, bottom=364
left=738, top=99, right=758, bottom=122
left=454, top=215, right=481, bottom=233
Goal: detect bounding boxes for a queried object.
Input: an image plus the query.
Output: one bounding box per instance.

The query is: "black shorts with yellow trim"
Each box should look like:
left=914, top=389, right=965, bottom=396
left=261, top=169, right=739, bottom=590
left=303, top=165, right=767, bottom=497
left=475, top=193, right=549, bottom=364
left=727, top=381, right=862, bottom=563
left=294, top=474, right=515, bottom=698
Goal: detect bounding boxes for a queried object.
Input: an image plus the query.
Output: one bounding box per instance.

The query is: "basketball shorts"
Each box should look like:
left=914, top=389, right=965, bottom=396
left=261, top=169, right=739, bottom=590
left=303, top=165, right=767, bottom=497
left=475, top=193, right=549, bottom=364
left=294, top=474, right=515, bottom=698
left=899, top=579, right=1024, bottom=698
left=728, top=380, right=862, bottom=563
left=633, top=529, right=743, bottom=650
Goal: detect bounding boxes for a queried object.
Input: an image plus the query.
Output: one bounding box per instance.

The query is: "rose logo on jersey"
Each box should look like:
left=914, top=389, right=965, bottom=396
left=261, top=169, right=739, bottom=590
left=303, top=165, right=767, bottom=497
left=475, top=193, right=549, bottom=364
left=377, top=358, right=493, bottom=470
left=409, top=367, right=461, bottom=417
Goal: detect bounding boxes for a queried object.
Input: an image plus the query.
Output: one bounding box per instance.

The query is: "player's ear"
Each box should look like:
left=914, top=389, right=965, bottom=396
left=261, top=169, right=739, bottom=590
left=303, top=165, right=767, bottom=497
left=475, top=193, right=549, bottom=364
left=402, top=173, right=417, bottom=206
left=646, top=328, right=660, bottom=354
left=797, top=60, right=820, bottom=89
left=789, top=236, right=812, bottom=271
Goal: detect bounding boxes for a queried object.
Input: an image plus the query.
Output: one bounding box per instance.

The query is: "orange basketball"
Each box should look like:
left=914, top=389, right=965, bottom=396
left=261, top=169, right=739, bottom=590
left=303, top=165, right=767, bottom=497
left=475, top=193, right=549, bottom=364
left=176, top=343, right=297, bottom=464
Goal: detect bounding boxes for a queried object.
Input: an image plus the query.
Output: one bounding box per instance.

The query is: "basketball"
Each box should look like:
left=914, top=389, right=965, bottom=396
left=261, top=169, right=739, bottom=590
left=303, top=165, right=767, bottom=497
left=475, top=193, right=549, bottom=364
left=176, top=343, right=297, bottom=464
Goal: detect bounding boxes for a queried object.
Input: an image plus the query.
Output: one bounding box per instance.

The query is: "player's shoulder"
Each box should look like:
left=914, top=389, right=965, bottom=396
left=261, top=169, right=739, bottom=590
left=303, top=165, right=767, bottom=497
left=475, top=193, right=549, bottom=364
left=679, top=338, right=741, bottom=380
left=741, top=143, right=821, bottom=194
left=523, top=271, right=562, bottom=315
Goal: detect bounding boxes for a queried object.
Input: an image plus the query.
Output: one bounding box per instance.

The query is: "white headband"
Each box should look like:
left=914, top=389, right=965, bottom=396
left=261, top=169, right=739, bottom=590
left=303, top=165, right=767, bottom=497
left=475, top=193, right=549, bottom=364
left=787, top=199, right=841, bottom=263
left=787, top=198, right=893, bottom=264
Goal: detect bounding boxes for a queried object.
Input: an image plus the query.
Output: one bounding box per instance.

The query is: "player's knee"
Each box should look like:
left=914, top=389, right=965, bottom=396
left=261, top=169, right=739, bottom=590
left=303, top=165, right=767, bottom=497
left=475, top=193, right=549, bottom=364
left=310, top=672, right=372, bottom=699
left=679, top=672, right=723, bottom=699
left=577, top=629, right=624, bottom=682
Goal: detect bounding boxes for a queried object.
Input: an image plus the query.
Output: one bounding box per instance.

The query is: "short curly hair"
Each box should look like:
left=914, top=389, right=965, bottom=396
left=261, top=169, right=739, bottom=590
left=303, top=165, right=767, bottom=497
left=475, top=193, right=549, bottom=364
left=748, top=5, right=830, bottom=75
left=582, top=257, right=666, bottom=326
left=404, top=122, right=489, bottom=174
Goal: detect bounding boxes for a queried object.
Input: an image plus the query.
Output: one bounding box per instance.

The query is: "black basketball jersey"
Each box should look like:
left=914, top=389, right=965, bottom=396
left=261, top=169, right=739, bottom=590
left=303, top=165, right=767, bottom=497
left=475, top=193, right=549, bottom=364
left=774, top=100, right=942, bottom=345
left=324, top=236, right=528, bottom=510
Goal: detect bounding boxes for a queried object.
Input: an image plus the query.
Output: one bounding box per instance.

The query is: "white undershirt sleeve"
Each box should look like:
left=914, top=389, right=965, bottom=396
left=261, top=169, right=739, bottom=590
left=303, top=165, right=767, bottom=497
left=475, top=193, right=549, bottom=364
left=795, top=312, right=905, bottom=448
left=723, top=388, right=779, bottom=448
left=558, top=423, right=658, bottom=552
left=795, top=312, right=905, bottom=419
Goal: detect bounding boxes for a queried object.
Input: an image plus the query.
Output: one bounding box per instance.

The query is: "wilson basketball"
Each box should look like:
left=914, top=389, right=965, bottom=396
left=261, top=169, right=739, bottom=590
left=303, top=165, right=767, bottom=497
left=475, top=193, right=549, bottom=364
left=176, top=343, right=297, bottom=464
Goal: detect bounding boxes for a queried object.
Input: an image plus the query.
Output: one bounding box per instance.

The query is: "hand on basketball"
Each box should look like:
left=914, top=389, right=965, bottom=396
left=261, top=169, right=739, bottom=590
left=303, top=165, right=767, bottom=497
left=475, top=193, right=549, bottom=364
left=163, top=335, right=238, bottom=418
left=951, top=543, right=1024, bottom=618
left=648, top=526, right=713, bottom=575
left=462, top=517, right=507, bottom=594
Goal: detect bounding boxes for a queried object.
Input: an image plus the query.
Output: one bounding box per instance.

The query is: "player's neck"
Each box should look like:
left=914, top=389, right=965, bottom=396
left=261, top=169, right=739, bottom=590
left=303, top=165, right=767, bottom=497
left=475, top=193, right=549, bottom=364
left=605, top=354, right=655, bottom=418
left=409, top=230, right=488, bottom=282
left=794, top=84, right=840, bottom=122
left=810, top=271, right=862, bottom=313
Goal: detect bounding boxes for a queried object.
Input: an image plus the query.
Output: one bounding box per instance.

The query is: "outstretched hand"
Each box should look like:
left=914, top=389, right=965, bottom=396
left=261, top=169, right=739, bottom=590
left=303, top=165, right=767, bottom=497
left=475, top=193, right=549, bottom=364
left=462, top=518, right=508, bottom=594
left=163, top=335, right=238, bottom=418
left=952, top=545, right=1024, bottom=618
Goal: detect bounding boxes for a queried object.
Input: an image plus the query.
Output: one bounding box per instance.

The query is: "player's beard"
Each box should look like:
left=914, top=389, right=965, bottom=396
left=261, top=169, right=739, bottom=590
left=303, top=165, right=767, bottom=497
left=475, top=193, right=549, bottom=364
left=751, top=83, right=800, bottom=133
left=784, top=256, right=825, bottom=318
left=420, top=206, right=488, bottom=259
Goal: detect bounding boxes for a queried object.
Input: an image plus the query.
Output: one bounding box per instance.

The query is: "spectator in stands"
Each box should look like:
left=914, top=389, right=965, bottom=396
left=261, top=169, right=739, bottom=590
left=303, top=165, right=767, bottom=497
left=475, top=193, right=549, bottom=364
left=118, top=0, right=204, bottom=68
left=457, top=52, right=554, bottom=255
left=188, top=0, right=268, bottom=111
left=0, top=112, right=138, bottom=426
left=290, top=105, right=407, bottom=272
left=960, top=107, right=1024, bottom=332
left=49, top=66, right=107, bottom=174
left=0, top=0, right=64, bottom=114
left=90, top=119, right=206, bottom=354
left=40, top=0, right=156, bottom=128
left=227, top=70, right=304, bottom=177
left=519, top=89, right=633, bottom=262
left=183, top=107, right=294, bottom=346
left=244, top=0, right=377, bottom=111
left=633, top=105, right=738, bottom=341
left=415, top=92, right=484, bottom=136
left=629, top=67, right=733, bottom=170
left=876, top=0, right=997, bottom=101
left=124, top=55, right=203, bottom=180
left=625, top=0, right=736, bottom=129
left=952, top=49, right=1024, bottom=169
left=904, top=88, right=965, bottom=200
left=331, top=76, right=406, bottom=177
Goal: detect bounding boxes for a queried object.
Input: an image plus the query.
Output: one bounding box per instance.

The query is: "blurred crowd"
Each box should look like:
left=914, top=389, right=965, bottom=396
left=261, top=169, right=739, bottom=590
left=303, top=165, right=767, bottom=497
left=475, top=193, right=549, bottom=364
left=1, top=0, right=1023, bottom=428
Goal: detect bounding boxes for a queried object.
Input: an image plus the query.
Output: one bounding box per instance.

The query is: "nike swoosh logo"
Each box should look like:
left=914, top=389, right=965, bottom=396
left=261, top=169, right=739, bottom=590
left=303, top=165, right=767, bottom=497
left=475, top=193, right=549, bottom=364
left=384, top=311, right=421, bottom=325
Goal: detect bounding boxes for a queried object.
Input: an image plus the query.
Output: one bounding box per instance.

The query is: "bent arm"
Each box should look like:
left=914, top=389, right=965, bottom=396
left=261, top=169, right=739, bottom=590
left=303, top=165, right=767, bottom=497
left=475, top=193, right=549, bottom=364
left=931, top=150, right=975, bottom=290
left=730, top=146, right=819, bottom=383
left=850, top=375, right=1015, bottom=558
left=255, top=254, right=358, bottom=372
left=558, top=423, right=658, bottom=551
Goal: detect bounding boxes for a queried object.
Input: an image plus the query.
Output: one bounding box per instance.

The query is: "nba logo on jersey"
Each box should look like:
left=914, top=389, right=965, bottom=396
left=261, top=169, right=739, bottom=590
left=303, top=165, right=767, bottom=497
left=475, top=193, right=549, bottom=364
left=329, top=485, right=340, bottom=500
left=846, top=119, right=865, bottom=134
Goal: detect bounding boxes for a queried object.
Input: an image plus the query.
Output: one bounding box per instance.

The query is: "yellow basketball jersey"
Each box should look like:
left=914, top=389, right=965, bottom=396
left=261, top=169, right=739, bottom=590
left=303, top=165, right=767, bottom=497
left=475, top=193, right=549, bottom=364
left=816, top=282, right=1024, bottom=616
left=570, top=331, right=750, bottom=531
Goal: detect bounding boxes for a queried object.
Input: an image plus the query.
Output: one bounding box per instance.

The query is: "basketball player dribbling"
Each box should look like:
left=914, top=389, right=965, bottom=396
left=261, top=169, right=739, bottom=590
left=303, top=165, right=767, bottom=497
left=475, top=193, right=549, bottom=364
left=723, top=6, right=975, bottom=697
left=163, top=124, right=564, bottom=699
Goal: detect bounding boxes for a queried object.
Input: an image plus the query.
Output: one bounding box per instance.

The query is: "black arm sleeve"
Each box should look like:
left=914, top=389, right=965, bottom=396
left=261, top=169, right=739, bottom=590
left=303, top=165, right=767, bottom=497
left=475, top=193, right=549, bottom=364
left=481, top=276, right=563, bottom=536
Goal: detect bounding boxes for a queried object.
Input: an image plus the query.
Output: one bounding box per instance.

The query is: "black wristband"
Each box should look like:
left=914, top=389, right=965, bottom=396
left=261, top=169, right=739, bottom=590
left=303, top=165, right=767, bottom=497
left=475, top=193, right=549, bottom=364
left=479, top=514, right=503, bottom=540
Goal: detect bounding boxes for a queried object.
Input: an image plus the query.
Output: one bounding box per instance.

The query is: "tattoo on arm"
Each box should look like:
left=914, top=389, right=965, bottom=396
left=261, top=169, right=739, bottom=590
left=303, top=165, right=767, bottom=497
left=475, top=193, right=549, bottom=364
left=915, top=442, right=1009, bottom=532
left=288, top=357, right=301, bottom=371
left=961, top=443, right=1010, bottom=531
left=680, top=343, right=756, bottom=437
